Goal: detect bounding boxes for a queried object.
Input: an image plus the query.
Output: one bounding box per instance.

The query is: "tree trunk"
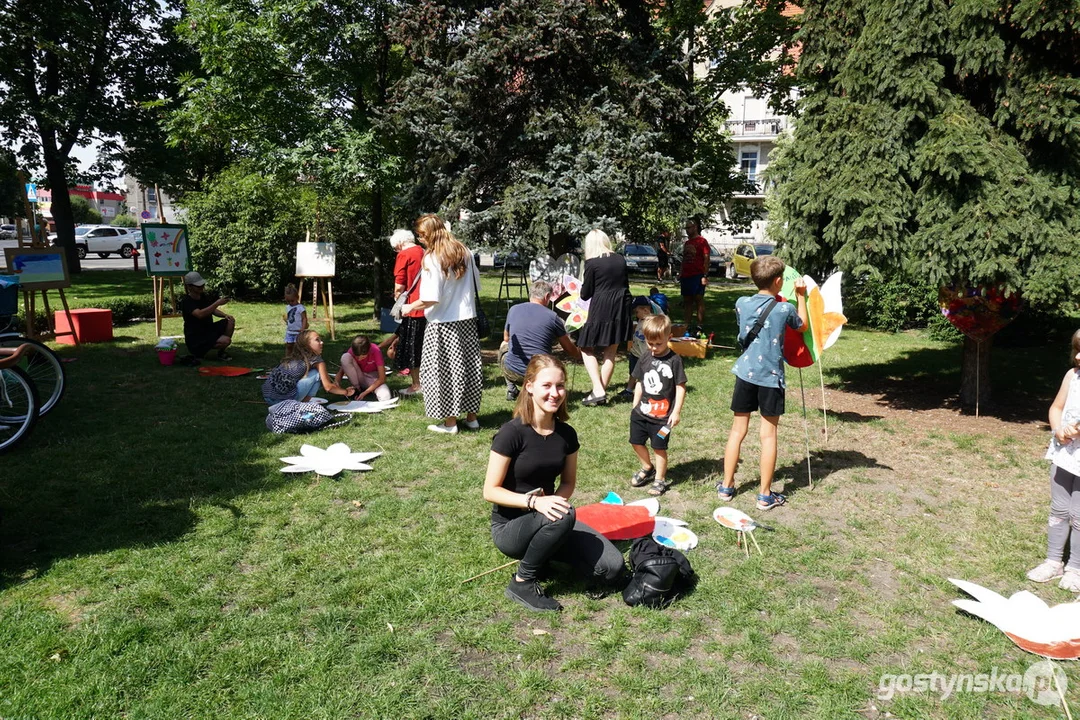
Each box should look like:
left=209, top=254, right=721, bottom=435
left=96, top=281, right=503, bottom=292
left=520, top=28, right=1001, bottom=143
left=959, top=335, right=992, bottom=411
left=42, top=150, right=81, bottom=272
left=371, top=184, right=385, bottom=320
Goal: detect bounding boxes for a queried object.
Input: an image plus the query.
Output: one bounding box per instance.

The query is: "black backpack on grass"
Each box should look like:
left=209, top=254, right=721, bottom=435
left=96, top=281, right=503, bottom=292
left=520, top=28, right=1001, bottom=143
left=622, top=537, right=696, bottom=609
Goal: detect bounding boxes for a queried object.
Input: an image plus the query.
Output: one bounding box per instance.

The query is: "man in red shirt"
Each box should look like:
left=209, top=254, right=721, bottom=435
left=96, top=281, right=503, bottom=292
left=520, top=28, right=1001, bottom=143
left=680, top=219, right=710, bottom=329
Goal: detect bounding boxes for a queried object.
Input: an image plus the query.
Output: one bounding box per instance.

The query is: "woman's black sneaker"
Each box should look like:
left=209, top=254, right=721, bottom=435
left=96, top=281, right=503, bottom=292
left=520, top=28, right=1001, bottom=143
left=505, top=576, right=562, bottom=612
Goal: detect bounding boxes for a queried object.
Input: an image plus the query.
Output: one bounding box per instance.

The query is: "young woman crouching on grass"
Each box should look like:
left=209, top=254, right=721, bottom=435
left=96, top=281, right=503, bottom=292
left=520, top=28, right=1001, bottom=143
left=483, top=354, right=624, bottom=612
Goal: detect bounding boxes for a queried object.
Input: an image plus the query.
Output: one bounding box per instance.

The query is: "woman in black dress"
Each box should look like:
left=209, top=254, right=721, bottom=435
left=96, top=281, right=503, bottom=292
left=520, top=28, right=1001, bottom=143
left=483, top=354, right=624, bottom=611
left=577, top=229, right=632, bottom=405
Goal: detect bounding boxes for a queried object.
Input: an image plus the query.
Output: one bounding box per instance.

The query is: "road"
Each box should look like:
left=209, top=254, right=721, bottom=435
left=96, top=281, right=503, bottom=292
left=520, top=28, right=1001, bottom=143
left=0, top=238, right=145, bottom=272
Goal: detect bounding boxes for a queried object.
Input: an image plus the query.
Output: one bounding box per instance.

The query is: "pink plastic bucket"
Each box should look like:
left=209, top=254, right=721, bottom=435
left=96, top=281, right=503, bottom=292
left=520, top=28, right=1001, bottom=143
left=158, top=349, right=177, bottom=366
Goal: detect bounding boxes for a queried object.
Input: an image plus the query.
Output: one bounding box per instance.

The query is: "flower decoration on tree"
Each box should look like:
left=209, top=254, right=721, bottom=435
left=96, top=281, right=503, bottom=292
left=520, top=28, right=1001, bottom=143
left=939, top=284, right=1023, bottom=342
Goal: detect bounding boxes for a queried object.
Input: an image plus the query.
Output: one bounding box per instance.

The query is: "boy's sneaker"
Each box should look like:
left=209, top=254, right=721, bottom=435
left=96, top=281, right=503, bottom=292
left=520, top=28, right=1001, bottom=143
left=505, top=576, right=562, bottom=612
left=1060, top=568, right=1080, bottom=592
left=1027, top=560, right=1065, bottom=583
left=618, top=387, right=634, bottom=401
left=756, top=491, right=787, bottom=511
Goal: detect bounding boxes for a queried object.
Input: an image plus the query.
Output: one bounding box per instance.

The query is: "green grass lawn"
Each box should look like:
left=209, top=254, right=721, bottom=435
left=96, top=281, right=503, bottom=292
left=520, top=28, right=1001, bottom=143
left=0, top=269, right=1074, bottom=719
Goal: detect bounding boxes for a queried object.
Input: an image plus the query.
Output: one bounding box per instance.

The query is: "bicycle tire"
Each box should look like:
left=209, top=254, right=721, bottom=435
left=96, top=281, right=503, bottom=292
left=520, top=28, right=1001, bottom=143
left=0, top=366, right=39, bottom=453
left=0, top=336, right=65, bottom=414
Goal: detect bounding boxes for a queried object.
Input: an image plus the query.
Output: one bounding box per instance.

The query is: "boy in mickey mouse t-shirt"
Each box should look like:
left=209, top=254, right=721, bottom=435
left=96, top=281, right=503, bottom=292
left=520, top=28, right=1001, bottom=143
left=628, top=314, right=687, bottom=496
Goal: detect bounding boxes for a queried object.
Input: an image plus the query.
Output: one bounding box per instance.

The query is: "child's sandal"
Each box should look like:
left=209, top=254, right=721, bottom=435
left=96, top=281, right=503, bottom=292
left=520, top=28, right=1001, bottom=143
left=756, top=492, right=787, bottom=510
left=716, top=483, right=735, bottom=501
left=647, top=479, right=671, bottom=496
left=631, top=467, right=656, bottom=488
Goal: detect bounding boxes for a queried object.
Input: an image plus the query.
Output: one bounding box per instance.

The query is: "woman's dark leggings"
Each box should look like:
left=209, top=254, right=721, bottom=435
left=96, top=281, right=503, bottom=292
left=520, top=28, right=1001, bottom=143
left=491, top=507, right=624, bottom=582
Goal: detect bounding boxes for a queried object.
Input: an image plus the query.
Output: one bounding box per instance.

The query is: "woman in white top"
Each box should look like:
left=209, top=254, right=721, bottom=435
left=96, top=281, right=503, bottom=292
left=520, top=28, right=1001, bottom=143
left=401, top=213, right=484, bottom=434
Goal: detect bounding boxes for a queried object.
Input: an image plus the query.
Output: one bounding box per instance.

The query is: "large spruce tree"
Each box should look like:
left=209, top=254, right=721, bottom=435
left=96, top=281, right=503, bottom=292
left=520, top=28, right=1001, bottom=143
left=767, top=0, right=1080, bottom=407
left=392, top=0, right=796, bottom=253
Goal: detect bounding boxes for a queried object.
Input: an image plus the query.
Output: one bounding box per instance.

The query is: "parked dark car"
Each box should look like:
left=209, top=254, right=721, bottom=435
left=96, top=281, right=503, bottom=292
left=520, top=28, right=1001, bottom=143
left=622, top=244, right=659, bottom=275
left=493, top=250, right=522, bottom=267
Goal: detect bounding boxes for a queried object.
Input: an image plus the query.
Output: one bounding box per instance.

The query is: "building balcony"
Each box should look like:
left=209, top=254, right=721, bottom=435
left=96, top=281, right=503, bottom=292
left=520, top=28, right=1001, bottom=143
left=725, top=118, right=788, bottom=140
left=733, top=177, right=768, bottom=199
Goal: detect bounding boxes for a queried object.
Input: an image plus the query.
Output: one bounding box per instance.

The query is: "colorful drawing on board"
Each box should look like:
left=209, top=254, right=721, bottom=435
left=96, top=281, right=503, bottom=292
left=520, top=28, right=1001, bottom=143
left=11, top=253, right=64, bottom=284
left=141, top=223, right=191, bottom=277
left=3, top=247, right=70, bottom=290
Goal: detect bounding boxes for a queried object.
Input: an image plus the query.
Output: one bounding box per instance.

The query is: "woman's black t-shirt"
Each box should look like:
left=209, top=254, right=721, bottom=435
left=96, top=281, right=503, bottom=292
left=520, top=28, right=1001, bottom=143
left=490, top=419, right=579, bottom=522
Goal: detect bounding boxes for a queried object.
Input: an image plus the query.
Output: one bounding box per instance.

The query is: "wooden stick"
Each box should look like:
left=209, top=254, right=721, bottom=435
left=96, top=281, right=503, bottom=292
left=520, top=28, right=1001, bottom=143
left=1054, top=661, right=1073, bottom=720
left=749, top=530, right=762, bottom=555
left=975, top=339, right=980, bottom=419
left=462, top=559, right=519, bottom=584
left=818, top=358, right=829, bottom=444
left=799, top=367, right=814, bottom=490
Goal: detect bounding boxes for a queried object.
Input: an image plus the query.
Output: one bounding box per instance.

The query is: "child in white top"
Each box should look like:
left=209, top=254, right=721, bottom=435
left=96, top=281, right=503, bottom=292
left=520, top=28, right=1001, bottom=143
left=1029, top=330, right=1080, bottom=591
left=284, top=283, right=308, bottom=351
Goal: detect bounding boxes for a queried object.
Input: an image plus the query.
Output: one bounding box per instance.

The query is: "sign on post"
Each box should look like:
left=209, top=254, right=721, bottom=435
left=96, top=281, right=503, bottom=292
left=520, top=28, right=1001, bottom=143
left=25, top=184, right=37, bottom=203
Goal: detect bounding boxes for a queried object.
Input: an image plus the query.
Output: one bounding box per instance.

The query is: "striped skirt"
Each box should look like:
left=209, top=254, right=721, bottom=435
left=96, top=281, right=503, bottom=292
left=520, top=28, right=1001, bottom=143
left=420, top=318, right=484, bottom=419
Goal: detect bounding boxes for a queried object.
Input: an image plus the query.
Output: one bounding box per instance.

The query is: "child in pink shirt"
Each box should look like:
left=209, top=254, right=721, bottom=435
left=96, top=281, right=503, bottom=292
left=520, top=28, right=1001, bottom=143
left=335, top=335, right=392, bottom=401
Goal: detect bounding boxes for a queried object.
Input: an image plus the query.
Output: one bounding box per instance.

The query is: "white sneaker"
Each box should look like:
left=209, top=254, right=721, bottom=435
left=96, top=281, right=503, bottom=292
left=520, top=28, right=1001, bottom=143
left=1060, top=568, right=1080, bottom=592
left=1028, top=560, right=1065, bottom=583
left=427, top=423, right=458, bottom=435
left=462, top=419, right=480, bottom=430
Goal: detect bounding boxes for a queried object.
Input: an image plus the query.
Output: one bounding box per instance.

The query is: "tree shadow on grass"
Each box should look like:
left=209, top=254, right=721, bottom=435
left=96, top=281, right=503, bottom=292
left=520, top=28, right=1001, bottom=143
left=828, top=345, right=1058, bottom=424
left=0, top=337, right=401, bottom=588
left=667, top=458, right=722, bottom=488
left=772, top=449, right=893, bottom=502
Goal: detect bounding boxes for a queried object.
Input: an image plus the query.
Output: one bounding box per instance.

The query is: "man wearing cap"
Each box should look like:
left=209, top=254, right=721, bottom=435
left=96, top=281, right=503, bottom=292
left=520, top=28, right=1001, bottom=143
left=180, top=271, right=235, bottom=362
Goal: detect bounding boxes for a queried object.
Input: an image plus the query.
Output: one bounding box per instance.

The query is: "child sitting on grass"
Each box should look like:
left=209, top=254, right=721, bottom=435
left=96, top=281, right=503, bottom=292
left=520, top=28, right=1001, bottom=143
left=629, top=314, right=686, bottom=496
left=619, top=296, right=655, bottom=401
left=335, top=335, right=392, bottom=401
left=716, top=255, right=807, bottom=510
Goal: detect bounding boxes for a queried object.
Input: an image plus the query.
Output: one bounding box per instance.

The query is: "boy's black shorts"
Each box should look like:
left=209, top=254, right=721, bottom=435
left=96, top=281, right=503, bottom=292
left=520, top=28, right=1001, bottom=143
left=629, top=412, right=669, bottom=450
left=731, top=376, right=785, bottom=417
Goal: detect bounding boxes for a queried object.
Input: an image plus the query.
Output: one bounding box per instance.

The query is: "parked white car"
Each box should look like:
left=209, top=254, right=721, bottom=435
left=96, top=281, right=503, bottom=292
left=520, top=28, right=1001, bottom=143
left=49, top=225, right=139, bottom=259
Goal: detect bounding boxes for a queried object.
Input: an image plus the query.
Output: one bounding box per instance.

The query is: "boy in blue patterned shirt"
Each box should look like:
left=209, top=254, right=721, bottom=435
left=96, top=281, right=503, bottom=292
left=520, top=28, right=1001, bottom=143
left=717, top=256, right=808, bottom=510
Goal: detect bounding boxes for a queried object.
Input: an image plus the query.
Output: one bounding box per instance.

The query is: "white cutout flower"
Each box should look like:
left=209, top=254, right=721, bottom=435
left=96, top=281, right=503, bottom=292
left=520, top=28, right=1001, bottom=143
left=326, top=398, right=400, bottom=413
left=279, top=443, right=382, bottom=476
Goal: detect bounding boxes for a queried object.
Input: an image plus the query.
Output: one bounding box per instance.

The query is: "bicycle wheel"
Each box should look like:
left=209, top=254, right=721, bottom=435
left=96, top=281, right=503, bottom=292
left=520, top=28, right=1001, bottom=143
left=0, top=366, right=39, bottom=453
left=0, top=336, right=65, bottom=414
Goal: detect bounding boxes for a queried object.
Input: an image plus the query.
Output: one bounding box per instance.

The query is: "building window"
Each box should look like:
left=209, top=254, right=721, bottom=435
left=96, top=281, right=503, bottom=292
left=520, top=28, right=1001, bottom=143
left=147, top=187, right=157, bottom=205
left=740, top=152, right=758, bottom=184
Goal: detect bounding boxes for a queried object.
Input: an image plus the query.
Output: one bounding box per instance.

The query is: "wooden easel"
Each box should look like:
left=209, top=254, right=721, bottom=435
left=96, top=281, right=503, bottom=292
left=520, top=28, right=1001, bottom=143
left=14, top=171, right=77, bottom=344
left=154, top=276, right=179, bottom=337
left=296, top=228, right=335, bottom=339
left=150, top=188, right=182, bottom=337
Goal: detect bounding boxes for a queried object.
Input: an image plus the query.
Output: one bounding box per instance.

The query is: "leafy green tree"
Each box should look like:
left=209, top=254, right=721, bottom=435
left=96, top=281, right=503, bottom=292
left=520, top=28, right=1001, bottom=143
left=171, top=0, right=408, bottom=310
left=0, top=0, right=182, bottom=272
left=393, top=0, right=797, bottom=254
left=182, top=163, right=374, bottom=297
left=766, top=0, right=1080, bottom=408
left=69, top=195, right=100, bottom=225
left=111, top=214, right=138, bottom=228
